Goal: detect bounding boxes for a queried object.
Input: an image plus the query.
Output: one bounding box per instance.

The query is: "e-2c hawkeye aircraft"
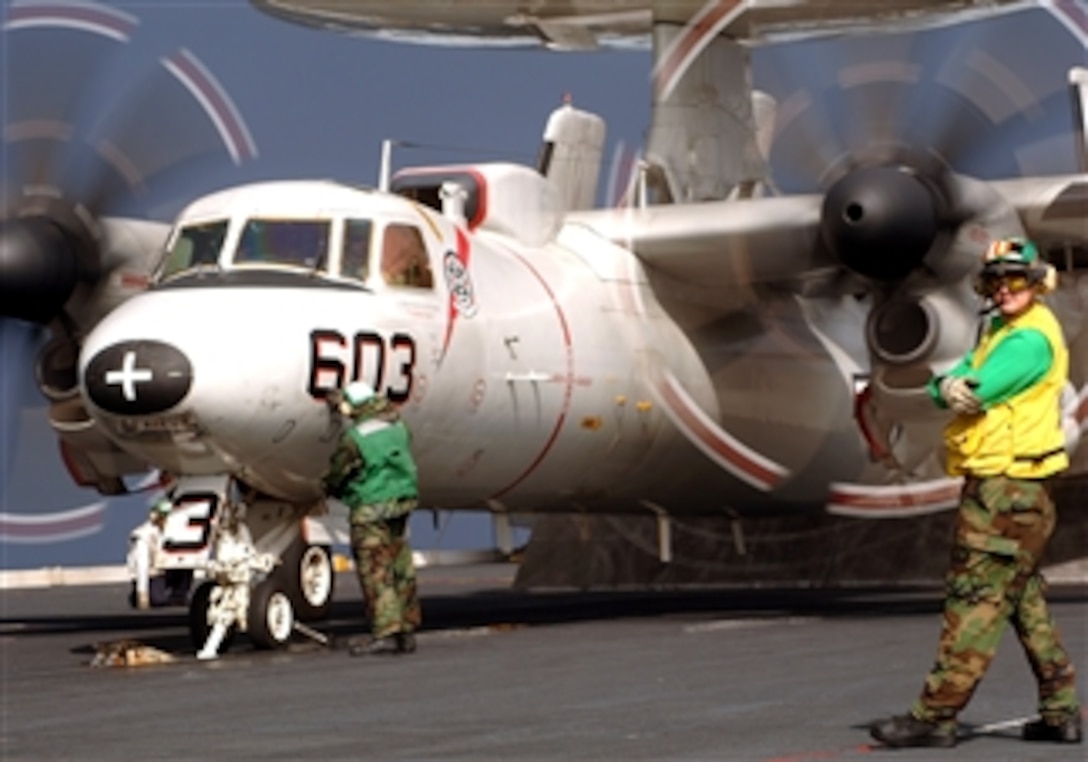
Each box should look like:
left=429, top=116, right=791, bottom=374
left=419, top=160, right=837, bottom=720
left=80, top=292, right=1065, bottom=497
left=2, top=0, right=1087, bottom=658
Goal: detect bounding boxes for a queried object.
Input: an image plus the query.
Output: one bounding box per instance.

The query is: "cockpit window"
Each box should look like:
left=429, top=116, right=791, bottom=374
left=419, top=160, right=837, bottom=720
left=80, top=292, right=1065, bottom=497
left=380, top=223, right=433, bottom=289
left=160, top=220, right=227, bottom=280
left=341, top=219, right=371, bottom=282
left=234, top=219, right=330, bottom=270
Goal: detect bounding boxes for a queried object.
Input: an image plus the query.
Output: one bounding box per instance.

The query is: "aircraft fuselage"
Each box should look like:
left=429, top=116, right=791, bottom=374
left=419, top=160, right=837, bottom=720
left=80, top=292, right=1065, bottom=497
left=79, top=172, right=896, bottom=518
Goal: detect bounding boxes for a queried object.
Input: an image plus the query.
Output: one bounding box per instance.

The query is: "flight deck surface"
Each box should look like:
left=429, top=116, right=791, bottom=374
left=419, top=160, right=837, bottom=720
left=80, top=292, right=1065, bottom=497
left=2, top=564, right=1085, bottom=761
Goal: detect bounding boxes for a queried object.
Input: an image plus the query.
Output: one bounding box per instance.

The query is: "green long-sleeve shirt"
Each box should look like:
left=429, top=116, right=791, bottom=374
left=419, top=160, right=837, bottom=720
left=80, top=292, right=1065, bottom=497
left=928, top=319, right=1052, bottom=410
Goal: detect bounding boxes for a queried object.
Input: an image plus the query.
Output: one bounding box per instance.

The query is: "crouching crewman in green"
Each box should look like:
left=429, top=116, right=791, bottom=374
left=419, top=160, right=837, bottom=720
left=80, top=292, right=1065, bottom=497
left=322, top=381, right=421, bottom=657
left=871, top=237, right=1081, bottom=748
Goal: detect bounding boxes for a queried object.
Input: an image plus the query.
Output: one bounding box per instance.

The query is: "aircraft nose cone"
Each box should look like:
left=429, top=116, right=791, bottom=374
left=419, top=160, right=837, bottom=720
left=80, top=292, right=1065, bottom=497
left=83, top=340, right=193, bottom=415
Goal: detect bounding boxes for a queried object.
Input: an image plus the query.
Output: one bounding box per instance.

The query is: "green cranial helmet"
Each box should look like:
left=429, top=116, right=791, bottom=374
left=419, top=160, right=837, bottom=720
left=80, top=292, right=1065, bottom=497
left=981, top=237, right=1039, bottom=276
left=339, top=381, right=379, bottom=417
left=150, top=497, right=172, bottom=517
left=979, top=236, right=1056, bottom=294
left=343, top=381, right=376, bottom=407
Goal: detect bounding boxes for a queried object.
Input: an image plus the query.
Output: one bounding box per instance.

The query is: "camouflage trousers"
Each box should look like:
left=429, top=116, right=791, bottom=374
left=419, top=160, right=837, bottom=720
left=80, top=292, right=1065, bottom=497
left=912, top=475, right=1079, bottom=725
left=350, top=514, right=421, bottom=639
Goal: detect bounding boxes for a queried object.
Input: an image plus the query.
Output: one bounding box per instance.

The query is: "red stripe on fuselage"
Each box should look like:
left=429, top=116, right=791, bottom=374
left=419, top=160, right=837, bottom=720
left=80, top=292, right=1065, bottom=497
left=440, top=227, right=471, bottom=361
left=490, top=249, right=573, bottom=500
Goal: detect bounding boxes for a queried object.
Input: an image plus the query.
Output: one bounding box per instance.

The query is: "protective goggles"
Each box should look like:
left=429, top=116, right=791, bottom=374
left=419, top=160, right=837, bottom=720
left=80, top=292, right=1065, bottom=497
left=976, top=272, right=1032, bottom=297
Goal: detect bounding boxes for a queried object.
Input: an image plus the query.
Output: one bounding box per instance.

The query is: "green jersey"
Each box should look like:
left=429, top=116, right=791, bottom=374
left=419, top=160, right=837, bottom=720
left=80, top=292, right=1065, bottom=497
left=322, top=417, right=419, bottom=520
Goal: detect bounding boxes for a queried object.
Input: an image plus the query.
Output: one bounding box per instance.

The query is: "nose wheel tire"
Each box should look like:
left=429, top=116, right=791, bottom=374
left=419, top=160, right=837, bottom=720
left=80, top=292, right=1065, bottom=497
left=188, top=581, right=235, bottom=654
left=281, top=541, right=334, bottom=621
left=247, top=579, right=295, bottom=650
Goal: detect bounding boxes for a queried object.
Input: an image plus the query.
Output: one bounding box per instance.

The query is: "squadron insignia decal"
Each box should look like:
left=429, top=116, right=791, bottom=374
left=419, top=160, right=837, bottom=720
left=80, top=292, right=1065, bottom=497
left=439, top=227, right=475, bottom=363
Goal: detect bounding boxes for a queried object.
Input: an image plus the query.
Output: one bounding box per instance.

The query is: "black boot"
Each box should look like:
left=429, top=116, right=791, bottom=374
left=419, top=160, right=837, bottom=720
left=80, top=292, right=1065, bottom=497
left=1022, top=714, right=1082, bottom=743
left=396, top=632, right=417, bottom=654
left=348, top=635, right=400, bottom=657
left=870, top=714, right=957, bottom=748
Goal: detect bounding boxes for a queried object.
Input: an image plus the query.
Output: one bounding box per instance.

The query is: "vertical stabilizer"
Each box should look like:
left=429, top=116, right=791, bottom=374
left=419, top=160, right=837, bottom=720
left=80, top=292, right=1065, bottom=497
left=536, top=101, right=606, bottom=212
left=1071, top=67, right=1088, bottom=173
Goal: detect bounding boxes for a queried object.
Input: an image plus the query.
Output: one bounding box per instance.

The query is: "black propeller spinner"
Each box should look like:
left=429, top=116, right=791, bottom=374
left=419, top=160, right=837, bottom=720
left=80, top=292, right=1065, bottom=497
left=820, top=165, right=941, bottom=282
left=0, top=199, right=100, bottom=324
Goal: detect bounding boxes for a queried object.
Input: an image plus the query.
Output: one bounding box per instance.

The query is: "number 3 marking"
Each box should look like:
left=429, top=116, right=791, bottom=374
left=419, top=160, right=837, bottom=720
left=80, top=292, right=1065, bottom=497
left=162, top=493, right=219, bottom=552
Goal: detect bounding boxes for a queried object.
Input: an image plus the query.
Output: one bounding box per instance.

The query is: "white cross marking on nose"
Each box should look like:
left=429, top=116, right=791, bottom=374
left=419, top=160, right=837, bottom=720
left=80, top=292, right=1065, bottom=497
left=105, top=350, right=153, bottom=402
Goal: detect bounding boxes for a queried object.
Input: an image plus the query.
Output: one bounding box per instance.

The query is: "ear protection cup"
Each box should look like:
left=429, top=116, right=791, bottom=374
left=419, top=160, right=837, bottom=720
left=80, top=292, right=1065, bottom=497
left=1039, top=263, right=1057, bottom=294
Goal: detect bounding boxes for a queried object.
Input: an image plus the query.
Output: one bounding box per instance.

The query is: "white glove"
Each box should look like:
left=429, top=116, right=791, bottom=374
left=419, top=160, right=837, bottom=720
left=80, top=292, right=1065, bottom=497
left=939, top=376, right=982, bottom=415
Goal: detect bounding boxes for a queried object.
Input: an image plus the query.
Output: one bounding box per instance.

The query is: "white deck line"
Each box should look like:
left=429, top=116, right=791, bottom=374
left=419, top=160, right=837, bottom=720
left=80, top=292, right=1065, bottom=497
left=2, top=555, right=1085, bottom=591
left=0, top=549, right=511, bottom=590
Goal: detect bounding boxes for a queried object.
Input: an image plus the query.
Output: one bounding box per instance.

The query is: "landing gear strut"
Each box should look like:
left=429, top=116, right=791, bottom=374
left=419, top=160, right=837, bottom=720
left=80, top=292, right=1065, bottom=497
left=164, top=478, right=336, bottom=659
left=193, top=501, right=277, bottom=660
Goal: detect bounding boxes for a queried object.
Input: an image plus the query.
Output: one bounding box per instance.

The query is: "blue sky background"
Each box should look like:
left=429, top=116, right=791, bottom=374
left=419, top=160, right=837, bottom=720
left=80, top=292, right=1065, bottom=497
left=1, top=1, right=1083, bottom=568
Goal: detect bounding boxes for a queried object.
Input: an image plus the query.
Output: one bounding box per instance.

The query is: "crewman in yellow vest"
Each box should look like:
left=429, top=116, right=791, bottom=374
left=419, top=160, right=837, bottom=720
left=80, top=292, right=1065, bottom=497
left=871, top=237, right=1082, bottom=748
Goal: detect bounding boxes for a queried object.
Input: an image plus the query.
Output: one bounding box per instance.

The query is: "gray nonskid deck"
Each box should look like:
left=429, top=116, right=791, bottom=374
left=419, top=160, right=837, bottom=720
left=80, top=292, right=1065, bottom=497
left=1, top=565, right=1084, bottom=761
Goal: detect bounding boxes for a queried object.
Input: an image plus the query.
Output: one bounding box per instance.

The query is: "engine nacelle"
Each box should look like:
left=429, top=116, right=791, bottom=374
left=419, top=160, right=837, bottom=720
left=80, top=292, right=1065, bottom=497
left=857, top=283, right=980, bottom=475
left=49, top=397, right=150, bottom=495
left=35, top=336, right=81, bottom=402
left=866, top=285, right=978, bottom=368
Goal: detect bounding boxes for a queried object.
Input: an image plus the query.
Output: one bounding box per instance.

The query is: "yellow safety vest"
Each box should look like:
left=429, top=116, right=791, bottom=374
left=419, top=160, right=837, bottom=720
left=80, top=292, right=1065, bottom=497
left=943, top=302, right=1069, bottom=479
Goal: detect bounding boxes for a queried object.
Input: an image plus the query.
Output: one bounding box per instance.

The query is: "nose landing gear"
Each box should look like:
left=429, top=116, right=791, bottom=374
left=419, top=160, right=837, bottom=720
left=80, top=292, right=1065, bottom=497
left=169, top=484, right=335, bottom=660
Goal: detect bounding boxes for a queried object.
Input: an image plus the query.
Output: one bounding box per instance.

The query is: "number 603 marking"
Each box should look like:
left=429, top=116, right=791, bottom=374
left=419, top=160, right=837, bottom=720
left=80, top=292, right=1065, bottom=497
left=307, top=329, right=416, bottom=403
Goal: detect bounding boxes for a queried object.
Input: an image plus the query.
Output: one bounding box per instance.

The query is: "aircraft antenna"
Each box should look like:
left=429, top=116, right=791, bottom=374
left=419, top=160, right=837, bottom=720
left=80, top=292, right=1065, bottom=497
left=378, top=139, right=397, bottom=192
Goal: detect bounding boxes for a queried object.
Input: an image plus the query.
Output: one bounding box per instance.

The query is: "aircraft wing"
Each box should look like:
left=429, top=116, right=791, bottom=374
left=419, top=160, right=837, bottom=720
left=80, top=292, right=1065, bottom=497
left=568, top=194, right=827, bottom=290
left=573, top=173, right=1088, bottom=295
left=992, top=175, right=1088, bottom=251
